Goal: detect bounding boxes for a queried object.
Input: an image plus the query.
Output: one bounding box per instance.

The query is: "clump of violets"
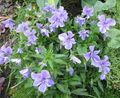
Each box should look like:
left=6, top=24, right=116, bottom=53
left=97, top=15, right=116, bottom=34
left=78, top=30, right=90, bottom=40
left=24, top=29, right=37, bottom=45
left=31, top=70, right=54, bottom=93
left=58, top=31, right=76, bottom=50
left=0, top=4, right=117, bottom=96
left=84, top=46, right=111, bottom=80
left=16, top=22, right=37, bottom=45
left=16, top=22, right=30, bottom=33
left=48, top=6, right=68, bottom=32
left=95, top=56, right=110, bottom=80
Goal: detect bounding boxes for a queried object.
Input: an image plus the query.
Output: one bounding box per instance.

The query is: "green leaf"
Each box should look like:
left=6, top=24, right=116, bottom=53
left=93, top=86, right=100, bottom=98
left=36, top=0, right=46, bottom=10
left=69, top=81, right=81, bottom=86
left=55, top=54, right=67, bottom=58
left=47, top=0, right=59, bottom=6
left=24, top=78, right=33, bottom=88
left=48, top=60, right=54, bottom=69
left=56, top=84, right=66, bottom=93
left=54, top=59, right=67, bottom=64
left=77, top=46, right=87, bottom=56
left=71, top=88, right=88, bottom=95
left=107, top=28, right=120, bottom=48
left=98, top=81, right=104, bottom=92
left=94, top=0, right=116, bottom=13
left=82, top=0, right=97, bottom=6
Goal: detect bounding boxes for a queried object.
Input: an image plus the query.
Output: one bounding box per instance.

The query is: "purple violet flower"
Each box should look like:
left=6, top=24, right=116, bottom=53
left=19, top=68, right=30, bottom=79
left=17, top=48, right=23, bottom=54
left=70, top=55, right=81, bottom=64
left=84, top=46, right=100, bottom=66
left=82, top=6, right=94, bottom=18
left=0, top=44, right=12, bottom=64
left=0, top=55, right=5, bottom=65
left=0, top=45, right=12, bottom=55
left=31, top=70, right=54, bottom=93
left=49, top=6, right=68, bottom=32
left=76, top=16, right=85, bottom=26
left=69, top=67, right=74, bottom=76
left=97, top=15, right=116, bottom=34
left=43, top=5, right=56, bottom=13
left=16, top=22, right=30, bottom=33
left=35, top=47, right=43, bottom=54
left=2, top=19, right=15, bottom=30
left=58, top=31, right=76, bottom=50
left=36, top=23, right=43, bottom=30
left=78, top=30, right=89, bottom=40
left=95, top=55, right=110, bottom=80
left=24, top=29, right=37, bottom=45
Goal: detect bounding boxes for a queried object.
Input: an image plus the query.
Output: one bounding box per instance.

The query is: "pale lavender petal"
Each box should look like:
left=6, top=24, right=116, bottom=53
left=41, top=70, right=51, bottom=79
left=89, top=46, right=94, bottom=52
left=69, top=67, right=74, bottom=76
left=84, top=52, right=91, bottom=61
left=19, top=68, right=30, bottom=79
left=58, top=33, right=67, bottom=41
left=38, top=83, right=47, bottom=93
left=33, top=80, right=42, bottom=87
left=31, top=72, right=41, bottom=80
left=64, top=42, right=72, bottom=50
left=47, top=79, right=54, bottom=87
left=100, top=74, right=106, bottom=80
left=106, top=18, right=116, bottom=26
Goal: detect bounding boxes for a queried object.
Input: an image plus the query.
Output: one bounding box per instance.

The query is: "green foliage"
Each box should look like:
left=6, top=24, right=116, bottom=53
left=105, top=48, right=120, bottom=91
left=11, top=87, right=36, bottom=98
left=94, top=0, right=116, bottom=13
left=107, top=28, right=120, bottom=48
left=36, top=0, right=59, bottom=10
left=2, top=0, right=120, bottom=98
